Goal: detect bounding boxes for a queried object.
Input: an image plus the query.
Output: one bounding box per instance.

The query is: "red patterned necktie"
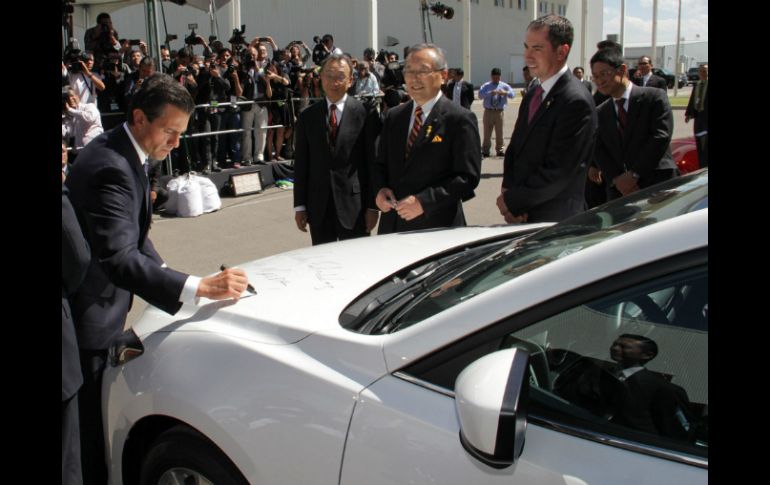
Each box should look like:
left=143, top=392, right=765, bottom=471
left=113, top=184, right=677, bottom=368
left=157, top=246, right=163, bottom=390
left=527, top=85, right=544, bottom=124
left=328, top=104, right=338, bottom=147
left=616, top=99, right=627, bottom=136
left=406, top=105, right=423, bottom=156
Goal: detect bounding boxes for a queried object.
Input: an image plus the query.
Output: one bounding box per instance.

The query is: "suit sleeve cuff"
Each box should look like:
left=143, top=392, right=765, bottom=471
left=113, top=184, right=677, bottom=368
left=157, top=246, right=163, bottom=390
left=181, top=275, right=202, bottom=304
left=294, top=205, right=307, bottom=212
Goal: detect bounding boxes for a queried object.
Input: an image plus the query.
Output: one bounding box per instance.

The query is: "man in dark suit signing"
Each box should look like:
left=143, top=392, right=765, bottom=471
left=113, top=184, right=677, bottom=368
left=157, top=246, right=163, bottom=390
left=374, top=43, right=481, bottom=234
left=497, top=14, right=597, bottom=224
left=590, top=45, right=677, bottom=200
left=65, top=74, right=250, bottom=484
left=632, top=55, right=668, bottom=91
left=445, top=67, right=475, bottom=109
left=293, top=53, right=379, bottom=245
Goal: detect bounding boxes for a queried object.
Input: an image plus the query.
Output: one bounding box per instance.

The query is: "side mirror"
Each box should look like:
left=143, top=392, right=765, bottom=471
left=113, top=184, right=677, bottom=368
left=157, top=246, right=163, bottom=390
left=454, top=348, right=530, bottom=469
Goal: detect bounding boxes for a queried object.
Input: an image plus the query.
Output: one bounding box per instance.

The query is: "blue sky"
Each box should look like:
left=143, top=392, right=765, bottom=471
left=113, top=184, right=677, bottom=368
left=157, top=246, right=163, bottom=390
left=602, top=0, right=708, bottom=46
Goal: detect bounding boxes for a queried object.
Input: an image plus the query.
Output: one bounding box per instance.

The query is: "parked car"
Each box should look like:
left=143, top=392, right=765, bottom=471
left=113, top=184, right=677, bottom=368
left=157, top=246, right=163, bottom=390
left=104, top=171, right=709, bottom=485
left=629, top=67, right=687, bottom=89
left=687, top=67, right=701, bottom=85
left=671, top=136, right=700, bottom=174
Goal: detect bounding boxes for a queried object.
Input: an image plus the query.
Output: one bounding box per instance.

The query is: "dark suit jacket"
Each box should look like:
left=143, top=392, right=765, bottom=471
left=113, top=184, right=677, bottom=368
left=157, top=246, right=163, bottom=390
left=594, top=85, right=676, bottom=189
left=502, top=70, right=597, bottom=222
left=293, top=96, right=374, bottom=231
left=633, top=74, right=667, bottom=91
left=685, top=80, right=708, bottom=134
left=374, top=95, right=481, bottom=234
left=62, top=184, right=90, bottom=401
left=444, top=80, right=475, bottom=109
left=65, top=126, right=189, bottom=350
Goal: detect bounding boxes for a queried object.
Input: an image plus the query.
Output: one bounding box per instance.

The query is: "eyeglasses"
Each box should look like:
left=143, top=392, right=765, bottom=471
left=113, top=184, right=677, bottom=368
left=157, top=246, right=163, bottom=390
left=592, top=68, right=619, bottom=79
left=403, top=68, right=442, bottom=79
left=321, top=73, right=349, bottom=82
left=637, top=61, right=649, bottom=65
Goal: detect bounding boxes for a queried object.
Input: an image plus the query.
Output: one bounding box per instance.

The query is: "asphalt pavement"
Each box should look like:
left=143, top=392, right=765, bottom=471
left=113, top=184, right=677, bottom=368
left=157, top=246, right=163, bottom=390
left=126, top=85, right=695, bottom=326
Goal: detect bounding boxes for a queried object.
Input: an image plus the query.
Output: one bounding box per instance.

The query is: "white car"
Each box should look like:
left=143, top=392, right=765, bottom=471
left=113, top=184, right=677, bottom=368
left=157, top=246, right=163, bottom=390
left=104, top=170, right=708, bottom=485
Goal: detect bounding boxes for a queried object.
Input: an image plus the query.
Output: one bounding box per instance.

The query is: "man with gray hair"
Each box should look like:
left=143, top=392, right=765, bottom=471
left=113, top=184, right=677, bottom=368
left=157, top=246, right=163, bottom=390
left=374, top=43, right=481, bottom=233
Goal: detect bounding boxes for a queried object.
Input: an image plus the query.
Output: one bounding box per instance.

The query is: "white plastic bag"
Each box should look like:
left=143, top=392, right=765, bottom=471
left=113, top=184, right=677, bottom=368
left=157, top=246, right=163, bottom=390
left=198, top=176, right=222, bottom=213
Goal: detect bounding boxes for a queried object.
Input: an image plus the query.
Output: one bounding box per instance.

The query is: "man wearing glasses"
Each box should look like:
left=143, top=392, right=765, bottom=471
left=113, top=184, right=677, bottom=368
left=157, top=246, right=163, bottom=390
left=374, top=43, right=481, bottom=234
left=496, top=15, right=597, bottom=224
left=591, top=43, right=677, bottom=200
left=632, top=56, right=667, bottom=91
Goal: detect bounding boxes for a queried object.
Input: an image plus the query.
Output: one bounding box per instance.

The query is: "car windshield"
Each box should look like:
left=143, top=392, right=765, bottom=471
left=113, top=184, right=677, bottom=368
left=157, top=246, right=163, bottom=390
left=341, top=171, right=708, bottom=335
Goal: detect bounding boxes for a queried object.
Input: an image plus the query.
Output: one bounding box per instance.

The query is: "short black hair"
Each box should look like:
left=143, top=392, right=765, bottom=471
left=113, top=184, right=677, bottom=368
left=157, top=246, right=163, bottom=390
left=590, top=46, right=625, bottom=69
left=491, top=67, right=502, bottom=75
left=96, top=13, right=111, bottom=23
left=455, top=67, right=464, bottom=77
left=128, top=73, right=194, bottom=125
left=529, top=14, right=574, bottom=51
left=618, top=334, right=658, bottom=361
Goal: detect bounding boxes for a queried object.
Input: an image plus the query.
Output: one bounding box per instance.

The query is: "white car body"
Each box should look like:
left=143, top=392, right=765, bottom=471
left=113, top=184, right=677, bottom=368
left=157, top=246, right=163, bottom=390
left=104, top=173, right=708, bottom=485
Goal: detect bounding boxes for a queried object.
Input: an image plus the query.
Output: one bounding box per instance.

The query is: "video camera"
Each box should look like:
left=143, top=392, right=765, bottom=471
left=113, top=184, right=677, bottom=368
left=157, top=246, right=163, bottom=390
left=63, top=40, right=90, bottom=73
left=184, top=24, right=201, bottom=45
left=229, top=25, right=247, bottom=46
left=312, top=34, right=331, bottom=66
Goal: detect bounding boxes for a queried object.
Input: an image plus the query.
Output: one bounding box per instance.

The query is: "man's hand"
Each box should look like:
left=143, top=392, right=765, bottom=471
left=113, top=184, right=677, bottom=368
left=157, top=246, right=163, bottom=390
left=150, top=190, right=157, bottom=203
left=588, top=165, right=603, bottom=184
left=395, top=195, right=424, bottom=221
left=503, top=212, right=528, bottom=224
left=196, top=267, right=249, bottom=300
left=294, top=210, right=308, bottom=232
left=613, top=172, right=640, bottom=196
left=496, top=193, right=510, bottom=217
left=375, top=188, right=397, bottom=212
left=365, top=209, right=380, bottom=233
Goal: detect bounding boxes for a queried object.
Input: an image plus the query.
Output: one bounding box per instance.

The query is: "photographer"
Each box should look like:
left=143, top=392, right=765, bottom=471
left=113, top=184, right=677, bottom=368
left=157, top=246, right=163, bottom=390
left=62, top=51, right=106, bottom=106
left=84, top=13, right=120, bottom=66
left=297, top=66, right=321, bottom=114
left=312, top=34, right=342, bottom=66
left=248, top=35, right=278, bottom=59
left=288, top=41, right=311, bottom=70
left=61, top=86, right=103, bottom=157
left=216, top=48, right=243, bottom=168
left=123, top=56, right=155, bottom=111
left=265, top=61, right=291, bottom=161
left=168, top=47, right=200, bottom=173
left=193, top=49, right=231, bottom=172
left=96, top=49, right=131, bottom=129
left=239, top=45, right=272, bottom=164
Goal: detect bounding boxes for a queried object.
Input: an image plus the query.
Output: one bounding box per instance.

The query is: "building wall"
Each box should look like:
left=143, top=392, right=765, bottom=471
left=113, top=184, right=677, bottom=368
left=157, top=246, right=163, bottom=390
left=70, top=0, right=602, bottom=86
left=624, top=41, right=708, bottom=72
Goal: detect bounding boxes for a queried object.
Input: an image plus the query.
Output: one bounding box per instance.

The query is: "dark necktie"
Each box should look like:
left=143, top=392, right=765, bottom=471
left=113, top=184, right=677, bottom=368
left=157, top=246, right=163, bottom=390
left=328, top=104, right=338, bottom=148
left=406, top=105, right=423, bottom=156
left=527, top=85, right=544, bottom=124
left=616, top=99, right=627, bottom=137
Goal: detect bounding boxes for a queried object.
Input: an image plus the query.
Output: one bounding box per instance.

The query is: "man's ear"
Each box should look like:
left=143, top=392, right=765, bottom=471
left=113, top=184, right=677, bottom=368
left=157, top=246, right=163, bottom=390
left=558, top=44, right=570, bottom=63
left=131, top=109, right=146, bottom=128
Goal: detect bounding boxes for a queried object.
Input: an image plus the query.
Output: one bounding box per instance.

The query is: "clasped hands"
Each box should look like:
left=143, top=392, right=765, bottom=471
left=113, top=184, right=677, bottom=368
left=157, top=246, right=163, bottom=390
left=496, top=189, right=528, bottom=224
left=376, top=188, right=424, bottom=221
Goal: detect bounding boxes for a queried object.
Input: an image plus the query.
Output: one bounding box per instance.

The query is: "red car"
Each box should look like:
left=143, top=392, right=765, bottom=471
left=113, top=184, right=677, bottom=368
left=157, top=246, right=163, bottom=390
left=670, top=136, right=699, bottom=174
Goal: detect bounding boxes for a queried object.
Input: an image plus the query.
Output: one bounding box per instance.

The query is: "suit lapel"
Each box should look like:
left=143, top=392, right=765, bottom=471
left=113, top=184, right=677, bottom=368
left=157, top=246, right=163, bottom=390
left=391, top=101, right=412, bottom=168
left=405, top=97, right=445, bottom=167
left=115, top=127, right=151, bottom=232
left=624, top=87, right=644, bottom=146
left=522, top=71, right=568, bottom=139
left=332, top=97, right=363, bottom=160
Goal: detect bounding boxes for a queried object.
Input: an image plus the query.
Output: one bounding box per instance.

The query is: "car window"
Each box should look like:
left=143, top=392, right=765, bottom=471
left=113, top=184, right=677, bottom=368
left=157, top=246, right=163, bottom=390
left=342, top=171, right=708, bottom=335
left=403, top=263, right=708, bottom=459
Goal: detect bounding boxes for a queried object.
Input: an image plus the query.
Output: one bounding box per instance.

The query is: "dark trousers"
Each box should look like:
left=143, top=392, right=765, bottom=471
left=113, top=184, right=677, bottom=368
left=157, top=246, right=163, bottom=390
left=309, top=192, right=367, bottom=246
left=695, top=133, right=708, bottom=168
left=63, top=394, right=82, bottom=485
left=78, top=349, right=109, bottom=485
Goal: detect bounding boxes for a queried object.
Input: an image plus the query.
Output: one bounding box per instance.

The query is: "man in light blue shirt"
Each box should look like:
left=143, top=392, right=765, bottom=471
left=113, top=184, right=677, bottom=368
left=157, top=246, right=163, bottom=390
left=478, top=67, right=515, bottom=157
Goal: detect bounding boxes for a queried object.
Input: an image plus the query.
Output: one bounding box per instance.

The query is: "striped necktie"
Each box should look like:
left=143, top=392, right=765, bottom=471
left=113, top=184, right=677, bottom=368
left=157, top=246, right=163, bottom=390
left=406, top=105, right=423, bottom=156
left=328, top=104, right=338, bottom=149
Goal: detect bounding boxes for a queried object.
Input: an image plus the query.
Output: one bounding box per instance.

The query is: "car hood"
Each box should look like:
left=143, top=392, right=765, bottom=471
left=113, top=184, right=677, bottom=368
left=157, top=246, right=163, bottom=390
left=133, top=224, right=548, bottom=345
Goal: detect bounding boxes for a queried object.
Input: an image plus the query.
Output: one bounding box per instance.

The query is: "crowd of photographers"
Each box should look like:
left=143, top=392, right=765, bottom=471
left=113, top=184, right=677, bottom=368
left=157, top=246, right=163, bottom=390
left=62, top=14, right=411, bottom=174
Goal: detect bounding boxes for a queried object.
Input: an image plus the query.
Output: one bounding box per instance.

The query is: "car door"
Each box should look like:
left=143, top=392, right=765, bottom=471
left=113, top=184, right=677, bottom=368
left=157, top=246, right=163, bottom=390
left=340, top=251, right=707, bottom=485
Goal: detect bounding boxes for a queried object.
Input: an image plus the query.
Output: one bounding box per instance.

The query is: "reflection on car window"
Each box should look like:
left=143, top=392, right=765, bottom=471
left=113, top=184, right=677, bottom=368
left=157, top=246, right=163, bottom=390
left=409, top=264, right=708, bottom=457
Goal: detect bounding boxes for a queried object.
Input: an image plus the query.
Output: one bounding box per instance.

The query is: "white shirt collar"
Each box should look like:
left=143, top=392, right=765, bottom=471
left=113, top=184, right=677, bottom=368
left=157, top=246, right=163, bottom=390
left=538, top=64, right=570, bottom=98
left=621, top=366, right=645, bottom=380
left=613, top=82, right=634, bottom=111
left=326, top=94, right=347, bottom=121
left=123, top=122, right=149, bottom=165
left=413, top=90, right=443, bottom=119
left=642, top=72, right=652, bottom=85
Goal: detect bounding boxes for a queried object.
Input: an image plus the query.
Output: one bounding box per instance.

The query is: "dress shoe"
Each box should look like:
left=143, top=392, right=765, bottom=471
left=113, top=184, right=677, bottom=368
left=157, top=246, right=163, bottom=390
left=482, top=152, right=490, bottom=158
left=496, top=150, right=505, bottom=157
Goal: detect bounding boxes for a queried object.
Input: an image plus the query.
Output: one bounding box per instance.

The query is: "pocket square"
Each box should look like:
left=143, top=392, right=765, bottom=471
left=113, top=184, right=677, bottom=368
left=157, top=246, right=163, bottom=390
left=431, top=135, right=443, bottom=143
